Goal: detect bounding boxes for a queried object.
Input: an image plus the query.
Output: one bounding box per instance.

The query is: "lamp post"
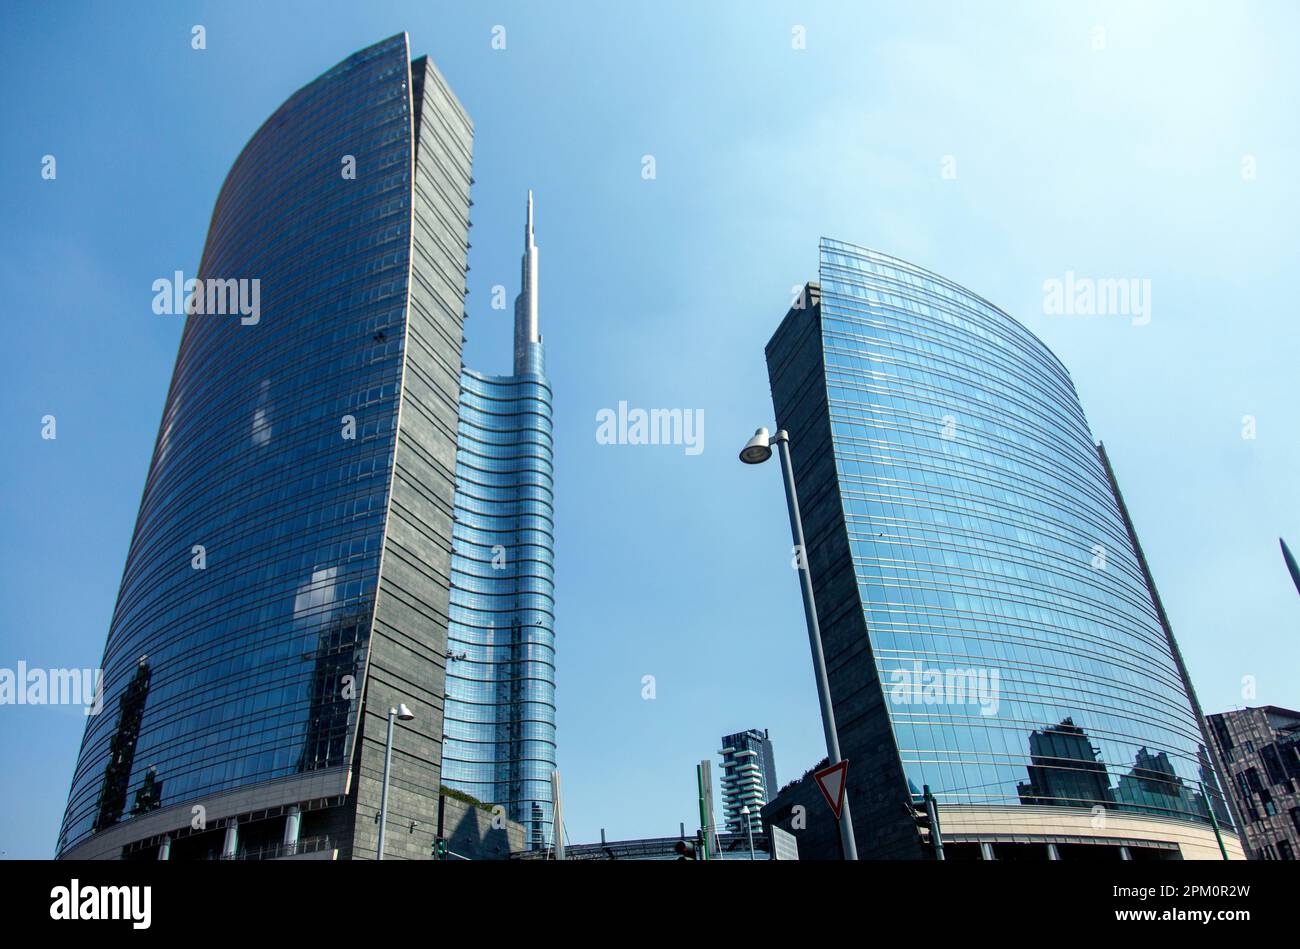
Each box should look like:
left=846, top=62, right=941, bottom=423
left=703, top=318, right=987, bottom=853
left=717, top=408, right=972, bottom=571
left=377, top=703, right=415, bottom=860
left=740, top=426, right=859, bottom=860
left=740, top=805, right=756, bottom=860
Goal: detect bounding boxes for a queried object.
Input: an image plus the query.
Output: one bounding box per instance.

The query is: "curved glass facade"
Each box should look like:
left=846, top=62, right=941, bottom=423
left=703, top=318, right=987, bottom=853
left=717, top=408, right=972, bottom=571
left=443, top=367, right=556, bottom=846
left=58, top=35, right=475, bottom=859
left=442, top=201, right=556, bottom=848
left=767, top=239, right=1231, bottom=854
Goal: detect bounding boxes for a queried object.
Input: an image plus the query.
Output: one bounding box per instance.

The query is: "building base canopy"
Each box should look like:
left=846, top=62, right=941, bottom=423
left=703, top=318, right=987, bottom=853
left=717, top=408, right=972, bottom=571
left=932, top=805, right=1245, bottom=861
left=58, top=769, right=351, bottom=861
left=764, top=791, right=1245, bottom=861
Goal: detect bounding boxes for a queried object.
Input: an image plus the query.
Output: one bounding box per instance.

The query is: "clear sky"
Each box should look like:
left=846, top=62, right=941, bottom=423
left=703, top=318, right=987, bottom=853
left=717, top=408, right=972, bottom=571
left=1, top=1, right=1296, bottom=858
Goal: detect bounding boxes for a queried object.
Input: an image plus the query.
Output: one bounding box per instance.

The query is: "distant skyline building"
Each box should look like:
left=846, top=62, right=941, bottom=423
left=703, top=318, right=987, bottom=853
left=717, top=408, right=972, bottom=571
left=441, top=193, right=557, bottom=849
left=718, top=728, right=777, bottom=834
left=1207, top=706, right=1300, bottom=860
left=761, top=240, right=1242, bottom=859
left=1016, top=718, right=1112, bottom=809
left=58, top=34, right=476, bottom=860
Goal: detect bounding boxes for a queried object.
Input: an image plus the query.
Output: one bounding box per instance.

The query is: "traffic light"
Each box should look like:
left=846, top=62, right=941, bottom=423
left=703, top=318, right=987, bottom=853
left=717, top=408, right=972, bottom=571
left=675, top=837, right=699, bottom=860
left=433, top=837, right=448, bottom=860
left=906, top=785, right=945, bottom=860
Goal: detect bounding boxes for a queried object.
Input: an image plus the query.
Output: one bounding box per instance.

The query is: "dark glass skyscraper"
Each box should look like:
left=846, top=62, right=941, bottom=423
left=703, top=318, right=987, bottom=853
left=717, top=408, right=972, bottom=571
left=58, top=35, right=474, bottom=860
left=441, top=194, right=557, bottom=849
left=764, top=239, right=1242, bottom=859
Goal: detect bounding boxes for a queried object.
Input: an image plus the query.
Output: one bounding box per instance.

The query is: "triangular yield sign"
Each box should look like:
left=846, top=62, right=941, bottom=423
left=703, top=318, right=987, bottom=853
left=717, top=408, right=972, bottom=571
left=814, top=759, right=849, bottom=819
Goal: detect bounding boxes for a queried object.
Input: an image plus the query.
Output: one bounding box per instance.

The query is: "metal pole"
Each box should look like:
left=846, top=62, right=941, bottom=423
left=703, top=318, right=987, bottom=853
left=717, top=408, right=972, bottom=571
left=696, top=763, right=712, bottom=861
left=773, top=430, right=858, bottom=860
left=551, top=770, right=566, bottom=861
left=377, top=707, right=395, bottom=860
left=699, top=759, right=718, bottom=856
left=745, top=813, right=755, bottom=860
left=1208, top=802, right=1230, bottom=860
left=435, top=791, right=446, bottom=860
left=924, top=785, right=944, bottom=860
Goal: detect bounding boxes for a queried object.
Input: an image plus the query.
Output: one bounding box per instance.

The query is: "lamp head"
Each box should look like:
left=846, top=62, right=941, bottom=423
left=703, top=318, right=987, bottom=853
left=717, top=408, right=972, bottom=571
left=739, top=427, right=773, bottom=464
left=396, top=703, right=415, bottom=721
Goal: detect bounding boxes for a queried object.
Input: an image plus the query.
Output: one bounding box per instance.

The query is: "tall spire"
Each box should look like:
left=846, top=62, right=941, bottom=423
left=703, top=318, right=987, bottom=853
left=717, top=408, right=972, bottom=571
left=1282, top=537, right=1300, bottom=597
left=525, top=188, right=534, bottom=249
left=513, top=190, right=540, bottom=373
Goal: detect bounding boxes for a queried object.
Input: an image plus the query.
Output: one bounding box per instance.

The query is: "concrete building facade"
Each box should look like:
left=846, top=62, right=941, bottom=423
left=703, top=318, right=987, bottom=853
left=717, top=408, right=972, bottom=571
left=1207, top=706, right=1300, bottom=860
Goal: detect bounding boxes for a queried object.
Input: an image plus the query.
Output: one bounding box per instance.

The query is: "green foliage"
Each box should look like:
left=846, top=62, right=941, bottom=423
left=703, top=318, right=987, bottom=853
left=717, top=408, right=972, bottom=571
left=439, top=785, right=493, bottom=812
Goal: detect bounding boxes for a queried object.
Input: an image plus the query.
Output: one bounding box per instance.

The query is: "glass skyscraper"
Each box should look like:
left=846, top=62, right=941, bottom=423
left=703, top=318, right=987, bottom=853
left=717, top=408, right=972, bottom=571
left=58, top=35, right=476, bottom=860
left=441, top=194, right=557, bottom=849
left=764, top=239, right=1241, bottom=859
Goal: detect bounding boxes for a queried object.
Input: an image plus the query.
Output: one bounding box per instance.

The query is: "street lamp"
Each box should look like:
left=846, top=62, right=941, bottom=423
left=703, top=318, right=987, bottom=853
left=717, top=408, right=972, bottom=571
left=377, top=702, right=415, bottom=860
left=740, top=805, right=755, bottom=860
left=739, top=426, right=859, bottom=860
left=739, top=428, right=774, bottom=464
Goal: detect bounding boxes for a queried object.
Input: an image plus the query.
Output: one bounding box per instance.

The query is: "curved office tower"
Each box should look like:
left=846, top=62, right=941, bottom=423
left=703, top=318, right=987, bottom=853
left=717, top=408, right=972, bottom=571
left=764, top=239, right=1243, bottom=859
left=58, top=35, right=475, bottom=860
left=442, top=194, right=557, bottom=848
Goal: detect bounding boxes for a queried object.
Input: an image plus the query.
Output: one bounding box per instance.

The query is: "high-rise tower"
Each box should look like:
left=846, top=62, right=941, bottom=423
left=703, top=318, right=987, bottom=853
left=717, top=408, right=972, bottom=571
left=58, top=35, right=474, bottom=860
left=441, top=194, right=557, bottom=848
left=718, top=728, right=778, bottom=834
left=762, top=239, right=1243, bottom=859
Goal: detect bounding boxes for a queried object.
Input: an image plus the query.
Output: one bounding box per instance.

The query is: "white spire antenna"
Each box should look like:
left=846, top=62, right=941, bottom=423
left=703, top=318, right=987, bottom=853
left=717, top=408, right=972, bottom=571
left=513, top=190, right=540, bottom=373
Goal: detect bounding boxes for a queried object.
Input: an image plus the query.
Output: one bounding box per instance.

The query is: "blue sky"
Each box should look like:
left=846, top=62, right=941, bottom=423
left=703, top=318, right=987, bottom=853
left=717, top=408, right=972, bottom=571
left=1, top=0, right=1297, bottom=857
